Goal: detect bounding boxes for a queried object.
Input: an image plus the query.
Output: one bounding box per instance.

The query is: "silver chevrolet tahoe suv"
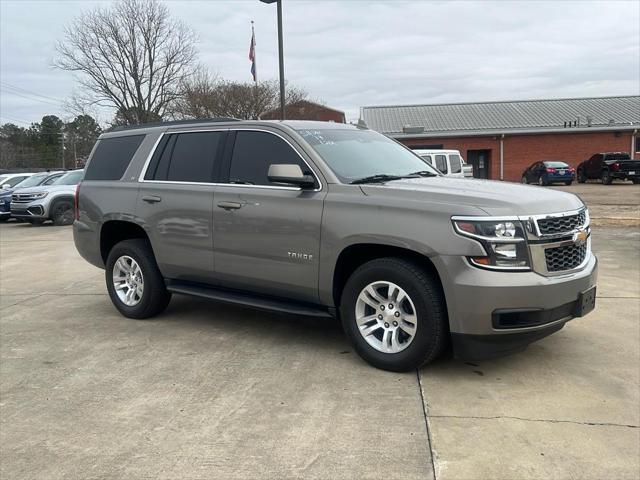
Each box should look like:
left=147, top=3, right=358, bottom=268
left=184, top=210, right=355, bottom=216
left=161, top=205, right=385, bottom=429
left=73, top=119, right=597, bottom=371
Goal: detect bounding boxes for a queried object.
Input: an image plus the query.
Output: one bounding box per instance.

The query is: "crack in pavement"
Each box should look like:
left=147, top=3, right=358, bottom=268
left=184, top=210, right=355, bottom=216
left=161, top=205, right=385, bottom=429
left=416, top=370, right=438, bottom=480
left=428, top=414, right=639, bottom=429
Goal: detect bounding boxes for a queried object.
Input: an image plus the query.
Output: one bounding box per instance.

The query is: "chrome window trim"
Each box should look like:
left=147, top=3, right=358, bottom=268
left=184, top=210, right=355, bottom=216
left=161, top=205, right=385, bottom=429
left=137, top=127, right=323, bottom=192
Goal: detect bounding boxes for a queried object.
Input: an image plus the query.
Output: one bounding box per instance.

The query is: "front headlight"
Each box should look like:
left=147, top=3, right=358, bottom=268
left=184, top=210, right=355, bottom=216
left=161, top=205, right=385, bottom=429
left=452, top=218, right=531, bottom=271
left=31, top=192, right=48, bottom=199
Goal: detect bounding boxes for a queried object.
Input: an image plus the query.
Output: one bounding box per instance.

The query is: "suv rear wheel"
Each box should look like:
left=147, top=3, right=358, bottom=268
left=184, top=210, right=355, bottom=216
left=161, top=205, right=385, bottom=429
left=339, top=257, right=447, bottom=371
left=105, top=239, right=171, bottom=319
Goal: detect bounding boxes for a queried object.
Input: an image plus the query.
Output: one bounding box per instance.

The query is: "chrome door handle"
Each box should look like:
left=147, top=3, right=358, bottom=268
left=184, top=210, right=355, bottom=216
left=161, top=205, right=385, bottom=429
left=217, top=201, right=243, bottom=210
left=142, top=195, right=162, bottom=203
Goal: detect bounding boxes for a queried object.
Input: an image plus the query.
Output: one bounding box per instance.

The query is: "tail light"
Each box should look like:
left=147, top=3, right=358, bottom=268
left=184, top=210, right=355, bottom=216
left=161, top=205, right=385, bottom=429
left=612, top=163, right=620, bottom=171
left=74, top=182, right=81, bottom=220
left=569, top=167, right=575, bottom=172
left=547, top=168, right=557, bottom=173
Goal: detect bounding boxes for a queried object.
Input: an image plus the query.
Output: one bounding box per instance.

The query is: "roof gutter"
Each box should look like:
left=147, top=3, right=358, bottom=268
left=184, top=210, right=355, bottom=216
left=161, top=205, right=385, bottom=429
left=385, top=124, right=640, bottom=139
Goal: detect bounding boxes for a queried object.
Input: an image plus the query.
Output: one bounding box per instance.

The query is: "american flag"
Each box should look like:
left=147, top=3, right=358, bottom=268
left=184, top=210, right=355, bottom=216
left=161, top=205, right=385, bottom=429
left=249, top=24, right=257, bottom=82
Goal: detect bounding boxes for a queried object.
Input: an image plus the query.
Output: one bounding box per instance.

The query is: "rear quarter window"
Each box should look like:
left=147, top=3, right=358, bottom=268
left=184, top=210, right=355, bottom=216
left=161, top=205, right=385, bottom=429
left=84, top=135, right=145, bottom=181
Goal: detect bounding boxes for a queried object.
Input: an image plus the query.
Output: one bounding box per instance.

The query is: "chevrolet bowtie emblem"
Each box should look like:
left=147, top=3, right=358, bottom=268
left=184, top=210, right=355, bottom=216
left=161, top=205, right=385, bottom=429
left=574, top=230, right=588, bottom=245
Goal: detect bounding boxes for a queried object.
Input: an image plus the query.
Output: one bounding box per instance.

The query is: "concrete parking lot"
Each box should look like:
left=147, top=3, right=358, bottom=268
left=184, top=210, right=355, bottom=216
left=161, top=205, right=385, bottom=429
left=1, top=218, right=639, bottom=479
left=551, top=182, right=640, bottom=227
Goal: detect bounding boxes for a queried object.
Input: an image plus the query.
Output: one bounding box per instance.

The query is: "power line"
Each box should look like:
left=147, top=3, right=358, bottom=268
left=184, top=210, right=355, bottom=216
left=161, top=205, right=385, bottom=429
left=0, top=81, right=65, bottom=104
left=0, top=87, right=63, bottom=107
left=0, top=114, right=32, bottom=125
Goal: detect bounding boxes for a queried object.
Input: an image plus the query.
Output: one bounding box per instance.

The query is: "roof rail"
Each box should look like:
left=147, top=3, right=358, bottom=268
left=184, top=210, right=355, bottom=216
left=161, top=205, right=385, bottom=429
left=110, top=117, right=241, bottom=132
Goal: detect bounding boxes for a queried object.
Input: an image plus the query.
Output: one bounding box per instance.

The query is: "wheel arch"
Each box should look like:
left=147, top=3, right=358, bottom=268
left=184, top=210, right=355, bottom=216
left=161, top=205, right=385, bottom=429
left=100, top=220, right=150, bottom=264
left=48, top=195, right=74, bottom=216
left=331, top=243, right=446, bottom=311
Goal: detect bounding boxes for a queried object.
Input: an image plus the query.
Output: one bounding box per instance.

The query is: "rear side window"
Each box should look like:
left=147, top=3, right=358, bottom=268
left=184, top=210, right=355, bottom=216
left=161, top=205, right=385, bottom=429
left=435, top=154, right=448, bottom=174
left=84, top=135, right=145, bottom=181
left=228, top=131, right=311, bottom=186
left=449, top=154, right=462, bottom=173
left=145, top=131, right=225, bottom=183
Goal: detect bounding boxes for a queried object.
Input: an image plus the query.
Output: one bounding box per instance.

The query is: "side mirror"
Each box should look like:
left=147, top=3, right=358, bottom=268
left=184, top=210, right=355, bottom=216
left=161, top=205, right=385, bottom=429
left=268, top=164, right=316, bottom=189
left=1, top=184, right=10, bottom=190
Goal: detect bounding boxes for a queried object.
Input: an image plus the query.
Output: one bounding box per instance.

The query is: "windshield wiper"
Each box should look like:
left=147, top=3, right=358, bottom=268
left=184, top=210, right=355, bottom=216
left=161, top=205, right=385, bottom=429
left=406, top=170, right=438, bottom=177
left=350, top=174, right=404, bottom=185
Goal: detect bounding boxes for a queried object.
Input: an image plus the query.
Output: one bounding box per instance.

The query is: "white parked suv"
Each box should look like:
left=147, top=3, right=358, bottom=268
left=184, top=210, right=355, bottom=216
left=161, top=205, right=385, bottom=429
left=10, top=170, right=83, bottom=225
left=413, top=149, right=472, bottom=178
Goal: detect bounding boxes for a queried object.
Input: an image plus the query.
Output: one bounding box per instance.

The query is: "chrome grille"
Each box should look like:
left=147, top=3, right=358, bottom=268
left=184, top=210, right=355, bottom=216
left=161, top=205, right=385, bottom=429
left=544, top=242, right=587, bottom=272
left=537, top=210, right=586, bottom=235
left=12, top=193, right=36, bottom=203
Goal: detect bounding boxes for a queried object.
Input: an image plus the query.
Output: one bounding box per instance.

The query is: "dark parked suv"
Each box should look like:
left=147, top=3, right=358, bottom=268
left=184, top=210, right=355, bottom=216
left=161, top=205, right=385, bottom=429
left=74, top=119, right=597, bottom=371
left=577, top=152, right=640, bottom=185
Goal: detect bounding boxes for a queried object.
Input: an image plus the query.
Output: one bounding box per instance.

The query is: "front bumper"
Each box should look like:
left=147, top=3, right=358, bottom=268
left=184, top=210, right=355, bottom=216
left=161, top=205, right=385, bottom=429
left=433, top=253, right=598, bottom=359
left=10, top=201, right=47, bottom=219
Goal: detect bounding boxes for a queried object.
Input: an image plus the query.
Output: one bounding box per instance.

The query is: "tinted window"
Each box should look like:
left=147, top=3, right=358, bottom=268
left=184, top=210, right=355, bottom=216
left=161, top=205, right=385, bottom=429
left=449, top=154, right=462, bottom=173
left=165, top=132, right=223, bottom=182
left=435, top=154, right=448, bottom=174
left=51, top=170, right=83, bottom=185
left=3, top=176, right=27, bottom=187
left=43, top=174, right=64, bottom=185
left=84, top=135, right=145, bottom=181
left=229, top=131, right=311, bottom=186
left=421, top=155, right=433, bottom=165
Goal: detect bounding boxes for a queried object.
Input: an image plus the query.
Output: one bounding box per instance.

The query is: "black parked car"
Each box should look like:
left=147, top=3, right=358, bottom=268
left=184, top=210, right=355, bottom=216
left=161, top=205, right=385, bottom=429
left=521, top=161, right=575, bottom=186
left=576, top=152, right=640, bottom=185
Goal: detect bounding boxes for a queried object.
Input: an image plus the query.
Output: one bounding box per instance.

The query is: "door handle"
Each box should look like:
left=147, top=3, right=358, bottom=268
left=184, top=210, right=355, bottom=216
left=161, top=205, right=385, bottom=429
left=142, top=195, right=162, bottom=204
left=217, top=201, right=243, bottom=210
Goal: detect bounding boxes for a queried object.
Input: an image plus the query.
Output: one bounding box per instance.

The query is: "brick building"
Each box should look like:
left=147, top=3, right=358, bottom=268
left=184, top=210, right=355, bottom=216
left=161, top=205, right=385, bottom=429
left=361, top=96, right=639, bottom=181
left=262, top=100, right=346, bottom=123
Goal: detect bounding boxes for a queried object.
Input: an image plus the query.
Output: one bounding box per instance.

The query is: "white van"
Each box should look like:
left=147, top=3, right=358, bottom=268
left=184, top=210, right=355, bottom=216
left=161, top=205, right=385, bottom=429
left=413, top=149, right=472, bottom=178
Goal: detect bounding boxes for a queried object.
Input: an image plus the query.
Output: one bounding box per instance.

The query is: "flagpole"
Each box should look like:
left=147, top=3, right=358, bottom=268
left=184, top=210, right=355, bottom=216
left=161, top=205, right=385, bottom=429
left=251, top=21, right=257, bottom=84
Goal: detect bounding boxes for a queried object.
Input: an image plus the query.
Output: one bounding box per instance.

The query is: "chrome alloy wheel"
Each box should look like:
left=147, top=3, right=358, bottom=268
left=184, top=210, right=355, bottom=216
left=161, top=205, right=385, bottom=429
left=355, top=281, right=417, bottom=353
left=112, top=255, right=144, bottom=307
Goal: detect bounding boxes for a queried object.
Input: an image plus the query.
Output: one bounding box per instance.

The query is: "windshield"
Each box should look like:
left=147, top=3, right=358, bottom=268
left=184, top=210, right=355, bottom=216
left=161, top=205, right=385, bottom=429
left=16, top=173, right=49, bottom=188
left=449, top=154, right=462, bottom=173
left=297, top=129, right=439, bottom=183
left=544, top=161, right=569, bottom=168
left=51, top=170, right=83, bottom=185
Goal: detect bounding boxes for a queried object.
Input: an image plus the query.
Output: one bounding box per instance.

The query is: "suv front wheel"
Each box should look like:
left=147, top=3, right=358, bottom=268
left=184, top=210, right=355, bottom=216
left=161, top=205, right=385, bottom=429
left=340, top=257, right=447, bottom=371
left=105, top=239, right=171, bottom=319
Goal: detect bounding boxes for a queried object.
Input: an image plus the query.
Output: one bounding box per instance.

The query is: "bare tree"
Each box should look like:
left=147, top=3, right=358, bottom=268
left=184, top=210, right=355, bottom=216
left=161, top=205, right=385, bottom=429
left=170, top=74, right=310, bottom=120
left=54, top=0, right=197, bottom=125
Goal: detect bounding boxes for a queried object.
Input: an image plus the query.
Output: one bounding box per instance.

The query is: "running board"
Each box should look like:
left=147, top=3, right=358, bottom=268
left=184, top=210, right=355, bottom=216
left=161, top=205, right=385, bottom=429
left=166, top=282, right=333, bottom=318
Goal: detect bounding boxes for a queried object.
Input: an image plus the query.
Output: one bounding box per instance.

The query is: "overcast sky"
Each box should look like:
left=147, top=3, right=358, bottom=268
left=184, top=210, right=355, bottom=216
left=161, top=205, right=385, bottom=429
left=1, top=0, right=638, bottom=126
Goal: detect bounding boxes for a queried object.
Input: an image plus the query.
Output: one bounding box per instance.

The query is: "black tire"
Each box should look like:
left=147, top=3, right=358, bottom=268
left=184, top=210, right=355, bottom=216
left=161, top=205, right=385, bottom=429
left=565, top=180, right=573, bottom=186
left=538, top=176, right=547, bottom=186
left=632, top=179, right=640, bottom=185
left=577, top=169, right=587, bottom=183
left=51, top=199, right=74, bottom=226
left=0, top=217, right=8, bottom=222
left=601, top=170, right=613, bottom=185
left=26, top=219, right=44, bottom=225
left=339, top=257, right=448, bottom=372
left=521, top=176, right=528, bottom=184
left=105, top=239, right=171, bottom=319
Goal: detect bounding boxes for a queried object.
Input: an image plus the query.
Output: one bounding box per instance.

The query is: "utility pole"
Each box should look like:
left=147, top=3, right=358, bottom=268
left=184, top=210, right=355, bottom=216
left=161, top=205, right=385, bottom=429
left=60, top=132, right=65, bottom=170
